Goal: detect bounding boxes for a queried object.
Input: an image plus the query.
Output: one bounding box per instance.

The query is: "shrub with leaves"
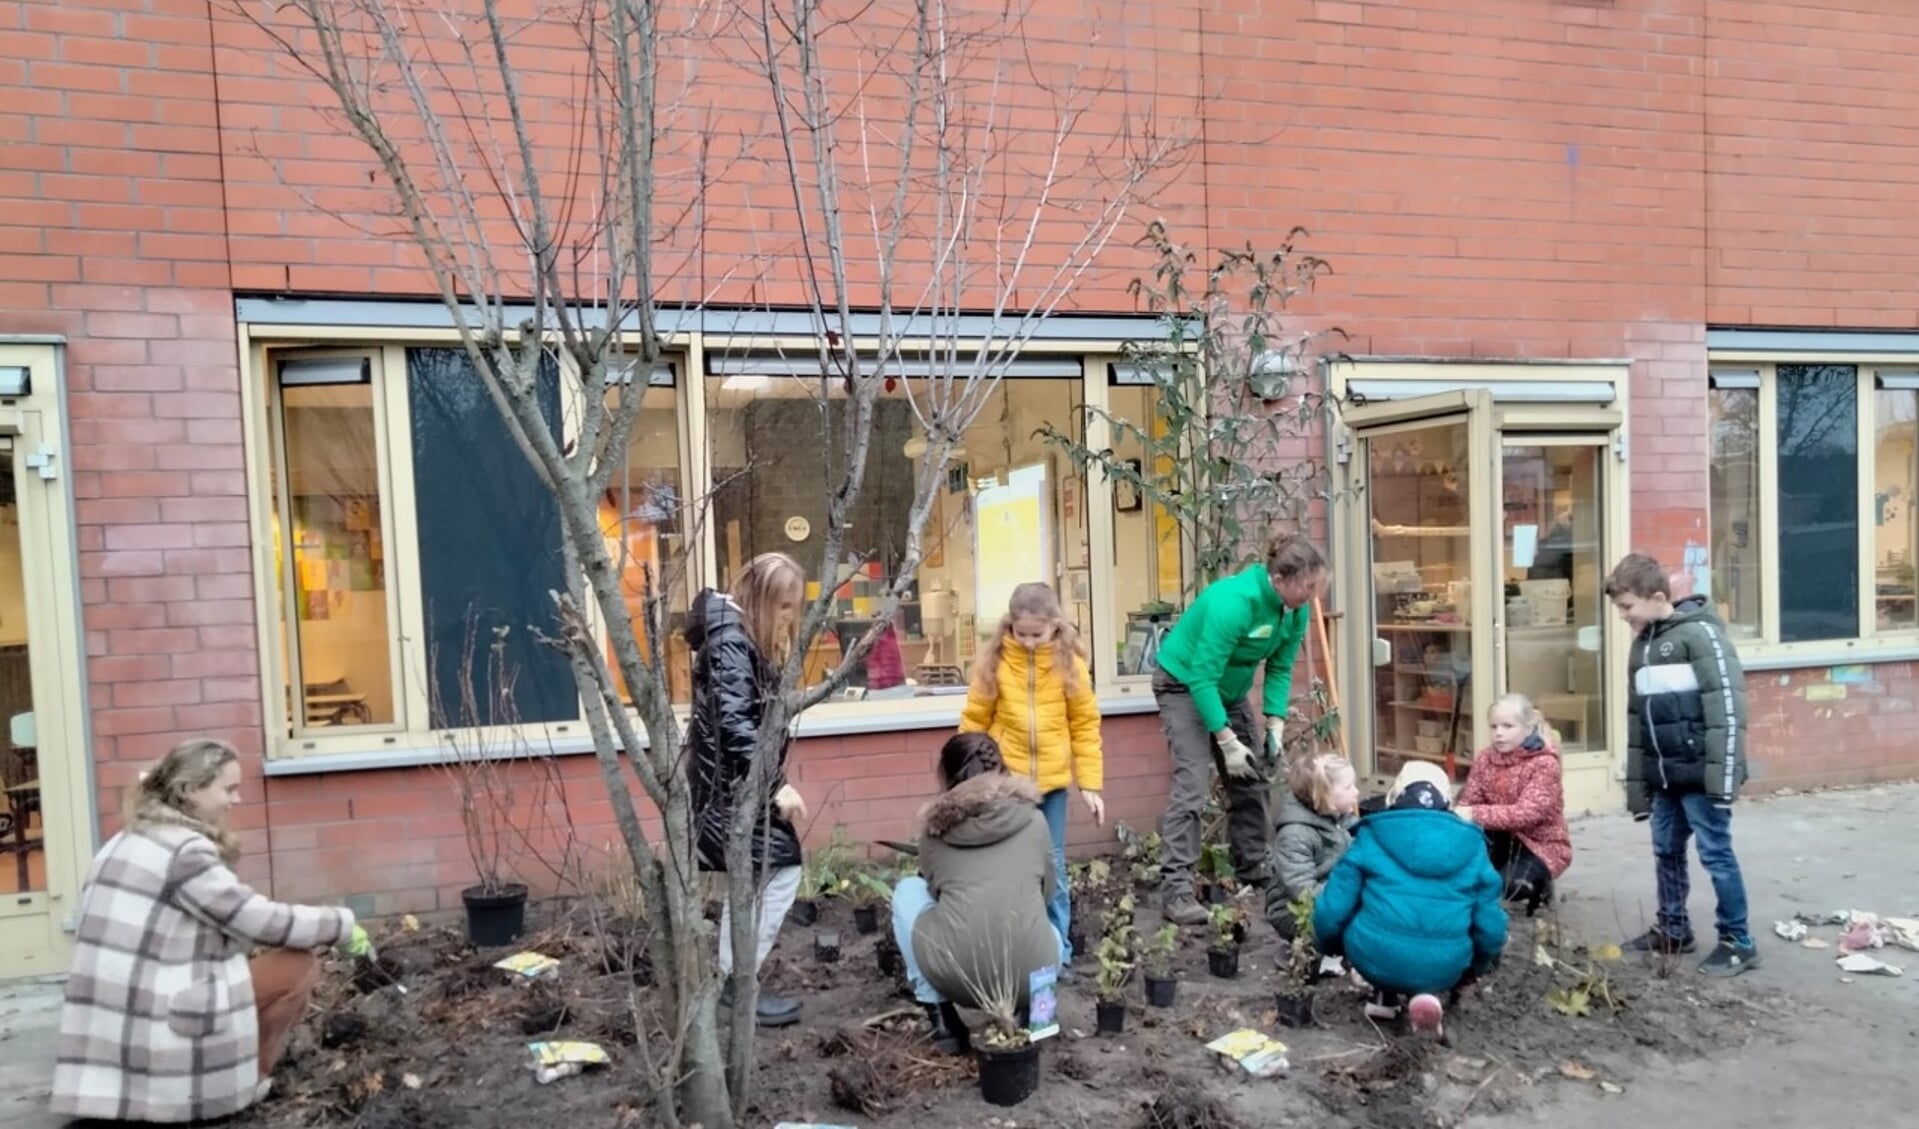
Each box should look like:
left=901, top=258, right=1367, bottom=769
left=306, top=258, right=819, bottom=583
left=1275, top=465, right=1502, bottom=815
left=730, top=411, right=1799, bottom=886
left=1141, top=923, right=1179, bottom=979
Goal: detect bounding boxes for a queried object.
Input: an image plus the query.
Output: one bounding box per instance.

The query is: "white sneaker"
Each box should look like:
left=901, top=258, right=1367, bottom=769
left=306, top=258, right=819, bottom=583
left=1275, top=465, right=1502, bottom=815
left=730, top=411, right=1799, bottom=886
left=1363, top=1000, right=1400, bottom=1021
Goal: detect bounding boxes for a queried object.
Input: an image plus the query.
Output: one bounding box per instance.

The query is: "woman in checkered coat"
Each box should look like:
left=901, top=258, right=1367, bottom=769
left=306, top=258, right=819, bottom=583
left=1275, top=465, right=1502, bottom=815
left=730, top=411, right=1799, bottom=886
left=50, top=739, right=359, bottom=1123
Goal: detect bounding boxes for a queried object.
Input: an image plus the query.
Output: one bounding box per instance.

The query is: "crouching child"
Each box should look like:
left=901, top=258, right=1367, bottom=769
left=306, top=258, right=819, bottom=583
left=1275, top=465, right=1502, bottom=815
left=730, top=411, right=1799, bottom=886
left=1312, top=761, right=1508, bottom=1038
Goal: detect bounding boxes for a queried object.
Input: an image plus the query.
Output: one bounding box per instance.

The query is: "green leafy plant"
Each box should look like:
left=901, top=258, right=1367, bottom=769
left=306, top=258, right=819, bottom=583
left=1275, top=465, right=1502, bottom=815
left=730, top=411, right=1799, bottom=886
left=802, top=826, right=858, bottom=901
left=1208, top=903, right=1245, bottom=952
left=1094, top=932, right=1135, bottom=1002
left=846, top=870, right=893, bottom=909
left=1042, top=222, right=1344, bottom=599
left=1117, top=825, right=1163, bottom=888
left=1141, top=923, right=1179, bottom=979
left=1198, top=841, right=1236, bottom=887
left=1280, top=892, right=1319, bottom=989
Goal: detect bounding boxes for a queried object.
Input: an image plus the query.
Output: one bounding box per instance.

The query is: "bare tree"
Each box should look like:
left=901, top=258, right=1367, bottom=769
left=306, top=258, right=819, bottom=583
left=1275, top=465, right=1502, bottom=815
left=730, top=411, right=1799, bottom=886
left=237, top=0, right=1189, bottom=1124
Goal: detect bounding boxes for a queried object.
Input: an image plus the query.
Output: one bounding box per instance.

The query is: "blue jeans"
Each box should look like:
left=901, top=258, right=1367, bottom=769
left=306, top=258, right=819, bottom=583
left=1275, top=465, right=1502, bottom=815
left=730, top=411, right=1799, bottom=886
left=1038, top=788, right=1072, bottom=962
left=892, top=876, right=1067, bottom=1004
left=1650, top=791, right=1751, bottom=945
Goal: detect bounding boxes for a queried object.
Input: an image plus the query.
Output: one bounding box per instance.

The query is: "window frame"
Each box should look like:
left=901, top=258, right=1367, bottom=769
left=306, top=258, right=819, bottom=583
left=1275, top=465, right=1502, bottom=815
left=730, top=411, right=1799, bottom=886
left=1706, top=358, right=1919, bottom=665
left=240, top=325, right=1161, bottom=765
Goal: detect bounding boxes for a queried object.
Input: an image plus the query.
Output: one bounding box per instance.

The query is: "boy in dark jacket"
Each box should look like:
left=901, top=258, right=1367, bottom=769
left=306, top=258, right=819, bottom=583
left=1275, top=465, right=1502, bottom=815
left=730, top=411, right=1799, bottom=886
left=1605, top=553, right=1756, bottom=977
left=1313, top=761, right=1507, bottom=1038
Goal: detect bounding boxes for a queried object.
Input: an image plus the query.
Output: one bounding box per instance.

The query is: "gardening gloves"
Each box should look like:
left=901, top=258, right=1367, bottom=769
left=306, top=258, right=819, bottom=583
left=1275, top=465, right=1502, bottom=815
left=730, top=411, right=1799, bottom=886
left=346, top=924, right=375, bottom=960
left=1216, top=730, right=1260, bottom=780
left=774, top=783, right=807, bottom=823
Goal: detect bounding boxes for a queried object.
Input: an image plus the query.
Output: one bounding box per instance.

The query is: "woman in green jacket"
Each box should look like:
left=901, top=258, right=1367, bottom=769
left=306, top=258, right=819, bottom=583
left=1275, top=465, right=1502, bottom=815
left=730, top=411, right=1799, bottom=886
left=1154, top=535, right=1326, bottom=925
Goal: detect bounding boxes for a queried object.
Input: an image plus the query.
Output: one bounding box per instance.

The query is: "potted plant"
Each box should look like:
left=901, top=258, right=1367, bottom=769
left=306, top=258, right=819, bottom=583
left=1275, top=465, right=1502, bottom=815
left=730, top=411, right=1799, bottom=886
left=1140, top=923, right=1180, bottom=1007
left=814, top=930, right=842, bottom=963
left=1206, top=903, right=1244, bottom=979
left=434, top=623, right=536, bottom=947
left=793, top=826, right=856, bottom=927
left=1093, top=932, right=1134, bottom=1035
left=1274, top=892, right=1318, bottom=1028
left=1117, top=824, right=1163, bottom=891
left=848, top=871, right=891, bottom=935
left=972, top=984, right=1041, bottom=1107
left=1198, top=842, right=1237, bottom=905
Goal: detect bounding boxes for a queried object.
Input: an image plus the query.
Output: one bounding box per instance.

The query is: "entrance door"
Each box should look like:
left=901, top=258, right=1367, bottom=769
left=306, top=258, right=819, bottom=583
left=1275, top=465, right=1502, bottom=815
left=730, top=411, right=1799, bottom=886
left=1498, top=434, right=1619, bottom=810
left=1341, top=390, right=1498, bottom=786
left=0, top=344, right=88, bottom=979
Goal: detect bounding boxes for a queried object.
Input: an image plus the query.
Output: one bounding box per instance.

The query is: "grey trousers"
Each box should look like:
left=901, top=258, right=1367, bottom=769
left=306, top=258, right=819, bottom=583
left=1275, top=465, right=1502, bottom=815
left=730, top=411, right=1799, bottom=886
left=1153, top=669, right=1272, bottom=894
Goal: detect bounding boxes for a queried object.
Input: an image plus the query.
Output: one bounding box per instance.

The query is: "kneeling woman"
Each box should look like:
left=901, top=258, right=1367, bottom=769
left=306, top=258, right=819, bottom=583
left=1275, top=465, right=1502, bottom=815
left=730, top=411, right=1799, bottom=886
left=52, top=739, right=363, bottom=1123
left=891, top=734, right=1062, bottom=1052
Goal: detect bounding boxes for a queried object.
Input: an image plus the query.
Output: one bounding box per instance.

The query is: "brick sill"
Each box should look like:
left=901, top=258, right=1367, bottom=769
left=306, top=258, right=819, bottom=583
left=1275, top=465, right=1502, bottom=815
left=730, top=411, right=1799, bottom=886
left=261, top=690, right=1161, bottom=778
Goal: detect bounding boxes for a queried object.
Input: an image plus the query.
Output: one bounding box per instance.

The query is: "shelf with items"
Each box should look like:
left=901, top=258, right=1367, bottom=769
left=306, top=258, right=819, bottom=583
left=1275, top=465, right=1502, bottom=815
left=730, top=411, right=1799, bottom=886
left=1371, top=600, right=1473, bottom=778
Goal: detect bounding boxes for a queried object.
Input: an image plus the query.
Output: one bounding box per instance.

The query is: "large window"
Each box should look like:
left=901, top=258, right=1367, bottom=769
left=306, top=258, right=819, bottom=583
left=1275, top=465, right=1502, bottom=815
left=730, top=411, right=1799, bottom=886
left=1707, top=363, right=1919, bottom=648
left=1105, top=382, right=1187, bottom=675
left=703, top=361, right=1090, bottom=699
left=602, top=365, right=691, bottom=704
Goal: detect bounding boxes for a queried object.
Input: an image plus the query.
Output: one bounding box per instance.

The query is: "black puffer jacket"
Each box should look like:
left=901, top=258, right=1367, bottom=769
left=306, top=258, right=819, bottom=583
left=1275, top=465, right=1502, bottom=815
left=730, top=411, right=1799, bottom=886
left=686, top=589, right=801, bottom=872
left=1624, top=595, right=1749, bottom=814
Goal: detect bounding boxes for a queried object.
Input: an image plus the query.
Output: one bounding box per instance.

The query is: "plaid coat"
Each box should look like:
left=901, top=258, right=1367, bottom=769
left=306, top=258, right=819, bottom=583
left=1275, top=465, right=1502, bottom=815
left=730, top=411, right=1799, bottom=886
left=50, top=822, right=354, bottom=1123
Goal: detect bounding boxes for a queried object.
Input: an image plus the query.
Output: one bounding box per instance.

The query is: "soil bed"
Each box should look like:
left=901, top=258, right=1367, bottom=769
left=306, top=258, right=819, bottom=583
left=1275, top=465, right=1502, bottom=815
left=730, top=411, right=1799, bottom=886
left=236, top=881, right=1786, bottom=1129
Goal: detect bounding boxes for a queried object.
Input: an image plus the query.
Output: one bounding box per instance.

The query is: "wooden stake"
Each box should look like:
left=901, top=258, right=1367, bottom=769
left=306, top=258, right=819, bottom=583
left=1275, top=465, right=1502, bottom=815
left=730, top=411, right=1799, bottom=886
left=1311, top=597, right=1343, bottom=753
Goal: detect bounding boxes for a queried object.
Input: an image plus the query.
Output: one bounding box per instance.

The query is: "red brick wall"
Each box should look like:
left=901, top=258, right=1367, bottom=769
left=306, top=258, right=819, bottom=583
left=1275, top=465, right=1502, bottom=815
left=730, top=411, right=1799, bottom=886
left=0, top=0, right=267, bottom=873
left=7, top=0, right=1919, bottom=912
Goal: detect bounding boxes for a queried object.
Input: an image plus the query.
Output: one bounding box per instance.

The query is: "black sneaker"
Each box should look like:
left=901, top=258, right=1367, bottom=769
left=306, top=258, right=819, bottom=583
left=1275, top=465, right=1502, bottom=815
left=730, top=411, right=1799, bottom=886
left=1698, top=938, right=1759, bottom=978
left=1623, top=927, right=1696, bottom=955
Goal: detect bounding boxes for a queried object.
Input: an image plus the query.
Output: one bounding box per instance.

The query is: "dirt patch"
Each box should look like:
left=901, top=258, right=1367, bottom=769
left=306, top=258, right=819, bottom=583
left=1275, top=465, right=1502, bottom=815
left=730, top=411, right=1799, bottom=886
left=232, top=879, right=1788, bottom=1129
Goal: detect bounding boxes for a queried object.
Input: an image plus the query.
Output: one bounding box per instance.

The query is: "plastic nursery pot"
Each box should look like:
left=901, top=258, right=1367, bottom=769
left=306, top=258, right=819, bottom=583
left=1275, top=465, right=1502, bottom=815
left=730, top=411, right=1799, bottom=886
left=1206, top=945, right=1241, bottom=980
left=1274, top=988, right=1316, bottom=1029
left=1066, top=932, right=1087, bottom=962
left=1204, top=883, right=1230, bottom=906
left=1143, top=974, right=1179, bottom=1008
left=977, top=1041, right=1042, bottom=1107
left=877, top=939, right=902, bottom=978
left=462, top=882, right=529, bottom=948
left=814, top=932, right=842, bottom=963
left=790, top=899, right=819, bottom=927
left=1095, top=998, right=1127, bottom=1036
left=852, top=905, right=881, bottom=935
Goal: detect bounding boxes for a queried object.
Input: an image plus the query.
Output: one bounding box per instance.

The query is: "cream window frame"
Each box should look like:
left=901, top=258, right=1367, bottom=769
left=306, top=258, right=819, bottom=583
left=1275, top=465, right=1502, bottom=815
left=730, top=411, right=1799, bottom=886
left=1703, top=358, right=1919, bottom=668
left=242, top=325, right=1151, bottom=767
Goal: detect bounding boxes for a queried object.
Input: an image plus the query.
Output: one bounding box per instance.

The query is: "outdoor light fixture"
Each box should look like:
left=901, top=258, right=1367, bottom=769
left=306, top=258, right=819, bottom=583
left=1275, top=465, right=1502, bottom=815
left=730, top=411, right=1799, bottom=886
left=0, top=366, right=29, bottom=397
left=278, top=357, right=371, bottom=386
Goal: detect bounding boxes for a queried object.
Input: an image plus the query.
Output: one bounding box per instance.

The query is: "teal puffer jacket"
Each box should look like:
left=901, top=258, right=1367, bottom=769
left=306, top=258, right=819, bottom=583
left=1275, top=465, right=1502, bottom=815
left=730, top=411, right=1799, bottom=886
left=1311, top=809, right=1508, bottom=995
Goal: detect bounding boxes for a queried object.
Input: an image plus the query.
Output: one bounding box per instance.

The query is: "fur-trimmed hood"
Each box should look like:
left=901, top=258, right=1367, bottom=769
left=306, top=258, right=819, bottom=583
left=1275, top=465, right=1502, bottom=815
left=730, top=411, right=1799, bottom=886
left=920, top=772, right=1042, bottom=845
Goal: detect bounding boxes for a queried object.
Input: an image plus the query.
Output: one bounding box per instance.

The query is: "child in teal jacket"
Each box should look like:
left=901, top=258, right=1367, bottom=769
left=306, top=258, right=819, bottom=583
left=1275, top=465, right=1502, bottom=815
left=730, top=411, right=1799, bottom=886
left=1312, top=762, right=1508, bottom=1037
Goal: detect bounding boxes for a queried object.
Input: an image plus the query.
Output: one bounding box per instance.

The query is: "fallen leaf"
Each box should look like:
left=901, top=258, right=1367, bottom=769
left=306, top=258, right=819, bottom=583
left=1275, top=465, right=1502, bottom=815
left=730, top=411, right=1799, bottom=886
left=1802, top=938, right=1830, bottom=950
left=402, top=1073, right=422, bottom=1090
left=1546, top=986, right=1592, bottom=1017
left=1533, top=945, right=1555, bottom=968
left=401, top=914, right=421, bottom=933
left=1600, top=1081, right=1625, bottom=1094
left=1592, top=943, right=1623, bottom=963
left=1558, top=1061, right=1596, bottom=1081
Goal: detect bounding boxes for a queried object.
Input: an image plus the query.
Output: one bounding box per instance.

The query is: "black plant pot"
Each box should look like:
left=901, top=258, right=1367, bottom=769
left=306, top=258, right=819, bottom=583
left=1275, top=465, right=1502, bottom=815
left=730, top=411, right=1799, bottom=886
left=1143, top=974, right=1178, bottom=1008
left=1204, top=883, right=1230, bottom=906
left=1067, top=931, right=1087, bottom=962
left=815, top=932, right=842, bottom=963
left=877, top=938, right=902, bottom=978
left=853, top=905, right=880, bottom=935
left=1275, top=988, right=1316, bottom=1029
left=1207, top=945, right=1240, bottom=980
left=977, top=1042, right=1042, bottom=1107
left=1095, top=999, right=1127, bottom=1036
left=462, top=883, right=529, bottom=948
left=790, top=899, right=819, bottom=927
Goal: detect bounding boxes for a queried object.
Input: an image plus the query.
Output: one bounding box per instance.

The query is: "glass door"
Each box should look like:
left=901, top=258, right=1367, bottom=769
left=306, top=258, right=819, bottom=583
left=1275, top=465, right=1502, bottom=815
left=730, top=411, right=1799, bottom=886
left=1342, top=390, right=1497, bottom=785
left=1499, top=434, right=1619, bottom=808
left=1, top=347, right=87, bottom=980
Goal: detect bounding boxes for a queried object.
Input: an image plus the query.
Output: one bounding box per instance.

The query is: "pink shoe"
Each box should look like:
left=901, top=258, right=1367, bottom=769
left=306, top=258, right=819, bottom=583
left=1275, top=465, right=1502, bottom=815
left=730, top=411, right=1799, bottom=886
left=1408, top=993, right=1444, bottom=1037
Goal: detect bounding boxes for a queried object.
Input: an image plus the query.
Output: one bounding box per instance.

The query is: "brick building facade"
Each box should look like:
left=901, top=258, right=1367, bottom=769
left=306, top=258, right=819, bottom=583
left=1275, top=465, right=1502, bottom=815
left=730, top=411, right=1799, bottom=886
left=4, top=0, right=1919, bottom=977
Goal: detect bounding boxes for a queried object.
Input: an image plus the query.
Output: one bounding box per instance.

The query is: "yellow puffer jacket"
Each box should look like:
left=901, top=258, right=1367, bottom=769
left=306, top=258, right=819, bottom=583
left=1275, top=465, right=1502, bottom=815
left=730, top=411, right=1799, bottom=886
left=959, top=641, right=1104, bottom=794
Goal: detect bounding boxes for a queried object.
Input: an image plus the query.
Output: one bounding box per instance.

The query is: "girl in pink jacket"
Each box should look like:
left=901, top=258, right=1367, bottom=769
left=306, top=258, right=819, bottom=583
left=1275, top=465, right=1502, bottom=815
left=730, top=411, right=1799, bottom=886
left=1456, top=694, right=1573, bottom=914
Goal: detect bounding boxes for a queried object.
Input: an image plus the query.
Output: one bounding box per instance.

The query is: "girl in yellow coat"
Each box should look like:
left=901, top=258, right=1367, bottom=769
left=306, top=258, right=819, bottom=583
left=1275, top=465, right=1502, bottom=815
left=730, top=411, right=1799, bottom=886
left=960, top=582, right=1105, bottom=961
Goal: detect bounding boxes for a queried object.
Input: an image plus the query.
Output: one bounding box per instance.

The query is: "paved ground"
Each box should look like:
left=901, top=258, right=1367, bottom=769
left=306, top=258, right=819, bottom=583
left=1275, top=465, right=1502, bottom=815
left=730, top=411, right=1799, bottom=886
left=5, top=783, right=1914, bottom=1127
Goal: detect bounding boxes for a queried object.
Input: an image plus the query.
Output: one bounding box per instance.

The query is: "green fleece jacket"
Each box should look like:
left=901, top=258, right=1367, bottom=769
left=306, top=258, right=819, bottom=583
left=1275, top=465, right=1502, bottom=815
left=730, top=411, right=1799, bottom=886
left=1154, top=564, right=1309, bottom=732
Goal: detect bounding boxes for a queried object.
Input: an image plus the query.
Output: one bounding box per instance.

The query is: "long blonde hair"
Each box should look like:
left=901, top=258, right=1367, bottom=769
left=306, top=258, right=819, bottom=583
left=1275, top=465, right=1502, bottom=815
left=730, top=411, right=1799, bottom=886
left=731, top=552, right=805, bottom=664
left=972, top=582, right=1086, bottom=697
left=129, top=738, right=242, bottom=864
